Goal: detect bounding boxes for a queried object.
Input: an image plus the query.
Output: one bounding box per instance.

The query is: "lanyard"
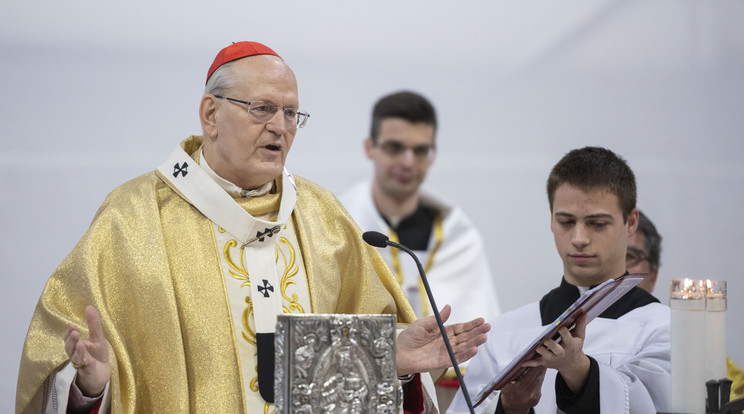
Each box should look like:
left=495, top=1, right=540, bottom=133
left=389, top=213, right=443, bottom=317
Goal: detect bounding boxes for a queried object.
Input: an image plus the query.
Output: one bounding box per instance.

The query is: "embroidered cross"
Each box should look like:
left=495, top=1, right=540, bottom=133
left=256, top=226, right=280, bottom=242
left=257, top=279, right=274, bottom=298
left=241, top=226, right=281, bottom=247
left=173, top=162, right=188, bottom=178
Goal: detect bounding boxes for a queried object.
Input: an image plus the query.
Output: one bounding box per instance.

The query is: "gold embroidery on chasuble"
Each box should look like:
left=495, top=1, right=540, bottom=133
left=216, top=217, right=310, bottom=411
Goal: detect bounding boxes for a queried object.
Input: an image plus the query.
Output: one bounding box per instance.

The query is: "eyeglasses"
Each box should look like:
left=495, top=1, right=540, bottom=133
left=376, top=140, right=435, bottom=161
left=213, top=95, right=309, bottom=128
left=626, top=246, right=649, bottom=268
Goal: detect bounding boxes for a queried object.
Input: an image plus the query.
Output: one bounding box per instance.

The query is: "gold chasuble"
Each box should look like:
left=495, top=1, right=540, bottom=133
left=17, top=136, right=415, bottom=413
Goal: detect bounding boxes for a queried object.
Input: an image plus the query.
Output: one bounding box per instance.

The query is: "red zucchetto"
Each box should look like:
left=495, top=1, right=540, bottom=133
left=206, top=41, right=280, bottom=84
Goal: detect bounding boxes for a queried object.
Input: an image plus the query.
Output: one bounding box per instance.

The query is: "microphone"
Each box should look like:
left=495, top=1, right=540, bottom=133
left=362, top=230, right=389, bottom=248
left=363, top=230, right=476, bottom=414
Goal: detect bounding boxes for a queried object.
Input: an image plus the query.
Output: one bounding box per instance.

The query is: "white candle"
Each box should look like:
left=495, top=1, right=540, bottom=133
left=670, top=278, right=706, bottom=414
left=705, top=280, right=727, bottom=382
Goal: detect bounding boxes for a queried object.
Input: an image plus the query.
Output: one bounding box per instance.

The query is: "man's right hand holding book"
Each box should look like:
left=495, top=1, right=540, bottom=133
left=500, top=313, right=590, bottom=413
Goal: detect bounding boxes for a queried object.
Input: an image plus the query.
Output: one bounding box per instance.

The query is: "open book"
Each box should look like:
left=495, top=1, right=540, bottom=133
left=473, top=273, right=646, bottom=407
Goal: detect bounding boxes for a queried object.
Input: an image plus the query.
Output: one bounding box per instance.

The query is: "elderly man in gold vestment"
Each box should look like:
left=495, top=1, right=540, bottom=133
left=16, top=42, right=490, bottom=413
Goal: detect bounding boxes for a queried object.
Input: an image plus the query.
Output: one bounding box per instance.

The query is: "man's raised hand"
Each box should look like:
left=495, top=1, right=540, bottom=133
left=63, top=305, right=111, bottom=397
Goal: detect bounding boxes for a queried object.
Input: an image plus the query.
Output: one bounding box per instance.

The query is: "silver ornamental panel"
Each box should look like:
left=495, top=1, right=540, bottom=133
left=275, top=314, right=400, bottom=413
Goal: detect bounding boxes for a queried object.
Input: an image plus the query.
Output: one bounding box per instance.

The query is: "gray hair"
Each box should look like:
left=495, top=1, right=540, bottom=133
left=204, top=62, right=235, bottom=96
left=201, top=63, right=236, bottom=137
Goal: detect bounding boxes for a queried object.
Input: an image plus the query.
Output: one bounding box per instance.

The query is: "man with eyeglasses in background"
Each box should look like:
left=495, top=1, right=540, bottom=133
left=340, top=91, right=501, bottom=412
left=16, top=43, right=490, bottom=414
left=625, top=210, right=662, bottom=293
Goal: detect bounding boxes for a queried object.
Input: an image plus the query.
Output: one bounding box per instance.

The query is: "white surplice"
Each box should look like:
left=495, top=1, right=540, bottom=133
left=447, top=300, right=671, bottom=414
left=339, top=182, right=500, bottom=325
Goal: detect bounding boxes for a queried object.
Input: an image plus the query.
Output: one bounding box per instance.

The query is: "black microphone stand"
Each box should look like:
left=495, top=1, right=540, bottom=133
left=386, top=239, right=477, bottom=414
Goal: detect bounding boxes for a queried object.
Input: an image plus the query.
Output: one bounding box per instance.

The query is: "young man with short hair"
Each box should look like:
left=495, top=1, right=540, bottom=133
left=449, top=147, right=670, bottom=413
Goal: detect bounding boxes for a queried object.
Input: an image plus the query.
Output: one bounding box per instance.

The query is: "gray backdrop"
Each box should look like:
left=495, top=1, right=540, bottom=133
left=2, top=0, right=742, bottom=410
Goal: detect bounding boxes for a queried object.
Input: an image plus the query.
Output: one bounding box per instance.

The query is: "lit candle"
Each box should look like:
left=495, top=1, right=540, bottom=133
left=670, top=278, right=706, bottom=414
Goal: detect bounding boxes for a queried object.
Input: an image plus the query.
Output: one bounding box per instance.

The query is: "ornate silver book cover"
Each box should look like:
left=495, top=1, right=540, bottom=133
left=274, top=314, right=399, bottom=413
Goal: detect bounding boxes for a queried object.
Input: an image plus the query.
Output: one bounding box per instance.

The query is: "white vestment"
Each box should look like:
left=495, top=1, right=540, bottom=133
left=339, top=182, right=500, bottom=325
left=447, top=296, right=671, bottom=414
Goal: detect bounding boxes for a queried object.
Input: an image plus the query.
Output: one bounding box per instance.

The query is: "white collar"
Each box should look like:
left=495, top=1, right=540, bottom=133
left=199, top=148, right=273, bottom=198
left=158, top=145, right=297, bottom=245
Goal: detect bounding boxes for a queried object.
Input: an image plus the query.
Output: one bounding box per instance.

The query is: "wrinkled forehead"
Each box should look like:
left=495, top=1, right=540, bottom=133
left=229, top=56, right=299, bottom=102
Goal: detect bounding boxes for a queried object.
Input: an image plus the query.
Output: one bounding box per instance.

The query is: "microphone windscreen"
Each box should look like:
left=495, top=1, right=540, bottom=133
left=362, top=231, right=389, bottom=248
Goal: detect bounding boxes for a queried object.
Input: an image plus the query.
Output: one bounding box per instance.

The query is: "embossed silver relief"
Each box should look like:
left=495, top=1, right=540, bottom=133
left=275, top=314, right=399, bottom=413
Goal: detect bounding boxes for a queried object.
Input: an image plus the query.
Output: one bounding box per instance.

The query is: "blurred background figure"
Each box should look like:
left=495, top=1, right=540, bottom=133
left=339, top=90, right=501, bottom=412
left=340, top=90, right=500, bottom=325
left=626, top=210, right=662, bottom=293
